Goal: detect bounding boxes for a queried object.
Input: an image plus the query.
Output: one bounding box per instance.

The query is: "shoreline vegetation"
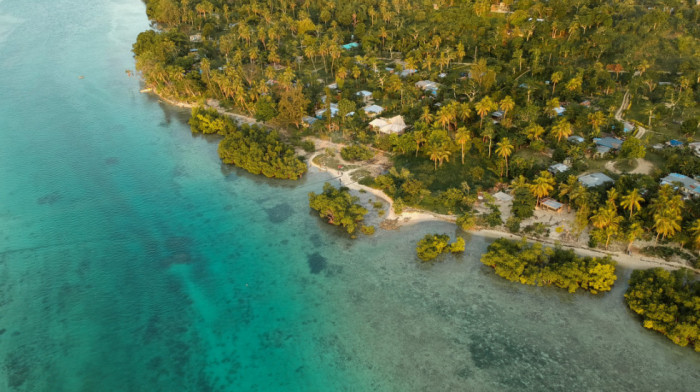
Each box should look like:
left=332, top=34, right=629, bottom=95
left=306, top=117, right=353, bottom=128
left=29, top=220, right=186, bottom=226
left=481, top=238, right=617, bottom=294
left=170, top=91, right=696, bottom=273
left=625, top=268, right=700, bottom=352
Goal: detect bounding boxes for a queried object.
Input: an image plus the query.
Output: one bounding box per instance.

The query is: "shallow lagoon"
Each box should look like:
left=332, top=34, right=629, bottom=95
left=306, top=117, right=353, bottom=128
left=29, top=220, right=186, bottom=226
left=0, top=0, right=698, bottom=391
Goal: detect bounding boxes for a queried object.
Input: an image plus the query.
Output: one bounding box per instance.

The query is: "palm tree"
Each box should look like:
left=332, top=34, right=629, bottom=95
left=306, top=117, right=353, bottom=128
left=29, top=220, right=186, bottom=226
left=414, top=130, right=427, bottom=157
left=482, top=124, right=495, bottom=158
left=495, top=137, right=515, bottom=177
left=457, top=102, right=472, bottom=124
left=530, top=171, right=555, bottom=206
left=455, top=127, right=472, bottom=165
left=475, top=96, right=496, bottom=128
left=653, top=210, right=682, bottom=244
left=588, top=111, right=606, bottom=136
left=606, top=188, right=618, bottom=207
left=625, top=222, right=644, bottom=253
left=558, top=175, right=578, bottom=212
left=550, top=119, right=573, bottom=143
left=620, top=189, right=644, bottom=218
left=524, top=123, right=545, bottom=142
left=420, top=106, right=433, bottom=124
left=551, top=71, right=563, bottom=95
left=499, top=95, right=515, bottom=120
left=427, top=143, right=449, bottom=170
left=435, top=106, right=453, bottom=130
left=690, top=219, right=700, bottom=250
left=591, top=205, right=622, bottom=249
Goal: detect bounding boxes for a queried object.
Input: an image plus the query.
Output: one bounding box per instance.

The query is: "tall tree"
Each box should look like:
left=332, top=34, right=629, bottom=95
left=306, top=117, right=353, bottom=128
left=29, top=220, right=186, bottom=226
left=495, top=137, right=514, bottom=177
left=455, top=127, right=472, bottom=165
left=530, top=171, right=555, bottom=207
left=475, top=96, right=496, bottom=128
left=550, top=118, right=573, bottom=143
left=620, top=189, right=644, bottom=218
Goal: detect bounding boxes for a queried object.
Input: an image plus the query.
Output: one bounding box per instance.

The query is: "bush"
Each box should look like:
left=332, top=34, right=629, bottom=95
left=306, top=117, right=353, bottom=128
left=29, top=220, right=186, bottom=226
left=523, top=222, right=549, bottom=237
left=625, top=269, right=700, bottom=351
left=309, top=183, right=369, bottom=235
left=340, top=144, right=375, bottom=161
left=218, top=123, right=307, bottom=179
left=300, top=140, right=316, bottom=152
left=416, top=234, right=464, bottom=262
left=481, top=238, right=618, bottom=294
left=511, top=187, right=536, bottom=219
left=361, top=225, right=376, bottom=235
left=457, top=211, right=477, bottom=231
left=189, top=106, right=233, bottom=135
left=479, top=204, right=502, bottom=227
left=505, top=217, right=521, bottom=233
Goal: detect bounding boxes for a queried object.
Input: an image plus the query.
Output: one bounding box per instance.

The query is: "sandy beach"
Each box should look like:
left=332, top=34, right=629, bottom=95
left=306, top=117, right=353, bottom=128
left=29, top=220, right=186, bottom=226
left=306, top=144, right=696, bottom=272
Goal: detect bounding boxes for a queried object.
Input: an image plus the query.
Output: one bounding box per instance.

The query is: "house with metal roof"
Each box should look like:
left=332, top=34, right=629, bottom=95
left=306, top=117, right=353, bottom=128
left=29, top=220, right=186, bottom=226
left=540, top=198, right=564, bottom=212
left=341, top=42, right=359, bottom=50
left=578, top=172, right=614, bottom=188
left=362, top=104, right=384, bottom=117
left=660, top=173, right=700, bottom=198
left=415, top=80, right=439, bottom=95
left=667, top=139, right=684, bottom=147
left=400, top=68, right=417, bottom=77
left=356, top=90, right=372, bottom=103
left=369, top=116, right=408, bottom=134
left=568, top=135, right=585, bottom=144
left=548, top=163, right=569, bottom=174
left=315, top=103, right=339, bottom=119
left=593, top=137, right=623, bottom=156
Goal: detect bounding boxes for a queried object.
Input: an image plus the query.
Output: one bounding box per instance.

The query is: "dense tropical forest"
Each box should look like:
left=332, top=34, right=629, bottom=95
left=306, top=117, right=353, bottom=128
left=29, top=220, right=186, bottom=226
left=133, top=1, right=700, bottom=260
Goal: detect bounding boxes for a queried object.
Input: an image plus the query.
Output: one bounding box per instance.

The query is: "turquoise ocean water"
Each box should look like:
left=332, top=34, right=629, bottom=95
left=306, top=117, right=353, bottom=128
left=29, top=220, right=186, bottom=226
left=0, top=0, right=698, bottom=391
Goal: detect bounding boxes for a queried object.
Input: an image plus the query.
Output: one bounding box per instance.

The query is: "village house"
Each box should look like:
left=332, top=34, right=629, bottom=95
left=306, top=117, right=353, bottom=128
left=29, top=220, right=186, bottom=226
left=189, top=33, right=202, bottom=42
left=362, top=104, right=384, bottom=117
left=660, top=173, right=700, bottom=198
left=593, top=136, right=623, bottom=156
left=369, top=116, right=408, bottom=135
left=415, top=80, right=439, bottom=95
left=540, top=198, right=564, bottom=213
left=356, top=90, right=373, bottom=103
left=568, top=135, right=585, bottom=144
left=579, top=172, right=614, bottom=188
left=315, top=103, right=338, bottom=119
left=548, top=163, right=569, bottom=174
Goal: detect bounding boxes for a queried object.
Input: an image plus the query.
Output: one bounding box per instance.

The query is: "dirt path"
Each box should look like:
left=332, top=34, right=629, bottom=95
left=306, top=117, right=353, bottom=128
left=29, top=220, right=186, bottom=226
left=615, top=90, right=647, bottom=139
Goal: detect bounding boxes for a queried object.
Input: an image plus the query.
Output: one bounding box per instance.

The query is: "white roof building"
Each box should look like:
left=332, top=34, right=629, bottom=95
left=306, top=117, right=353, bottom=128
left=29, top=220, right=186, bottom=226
left=369, top=116, right=408, bottom=134
left=579, top=172, right=614, bottom=188
left=415, top=80, right=439, bottom=92
left=549, top=163, right=569, bottom=174
left=362, top=104, right=384, bottom=116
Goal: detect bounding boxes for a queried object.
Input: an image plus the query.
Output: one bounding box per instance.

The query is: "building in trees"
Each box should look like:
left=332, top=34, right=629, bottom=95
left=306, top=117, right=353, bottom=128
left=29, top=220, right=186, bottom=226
left=579, top=173, right=614, bottom=188
left=660, top=173, right=700, bottom=198
left=369, top=116, right=408, bottom=135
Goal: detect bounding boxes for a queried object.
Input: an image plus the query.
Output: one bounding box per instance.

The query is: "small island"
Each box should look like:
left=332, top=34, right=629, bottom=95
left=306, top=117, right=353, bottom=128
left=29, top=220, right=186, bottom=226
left=480, top=238, right=617, bottom=294
left=309, top=182, right=374, bottom=236
left=416, top=233, right=465, bottom=262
